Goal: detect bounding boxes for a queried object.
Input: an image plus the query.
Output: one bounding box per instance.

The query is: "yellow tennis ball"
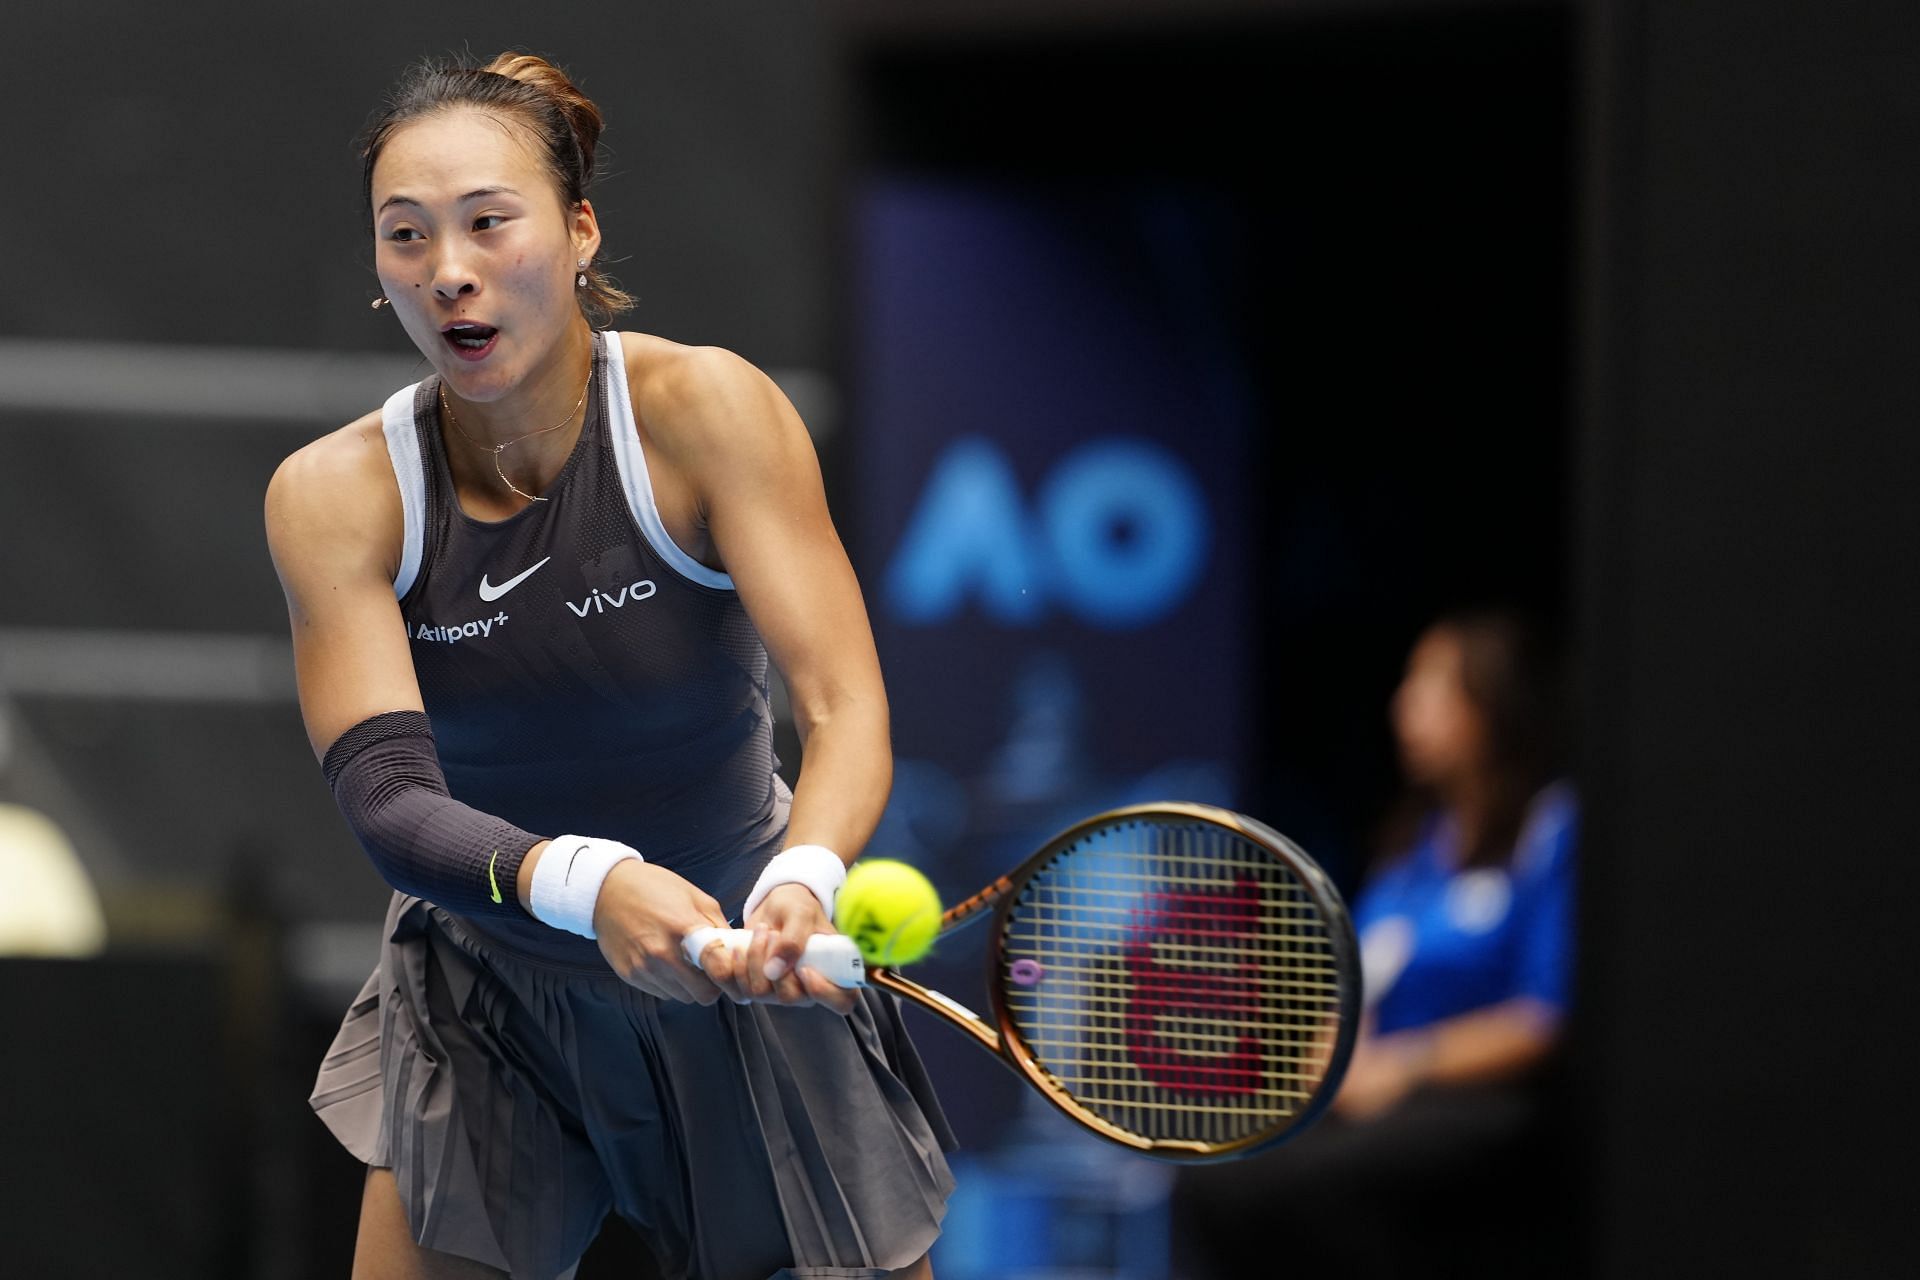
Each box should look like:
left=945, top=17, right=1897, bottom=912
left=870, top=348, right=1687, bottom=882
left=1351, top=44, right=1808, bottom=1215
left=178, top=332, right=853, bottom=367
left=835, top=859, right=941, bottom=968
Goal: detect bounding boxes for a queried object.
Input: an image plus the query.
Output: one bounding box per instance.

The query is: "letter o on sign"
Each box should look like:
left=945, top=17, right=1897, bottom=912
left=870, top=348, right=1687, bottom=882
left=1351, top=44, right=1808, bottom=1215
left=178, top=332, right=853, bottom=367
left=1037, top=440, right=1209, bottom=627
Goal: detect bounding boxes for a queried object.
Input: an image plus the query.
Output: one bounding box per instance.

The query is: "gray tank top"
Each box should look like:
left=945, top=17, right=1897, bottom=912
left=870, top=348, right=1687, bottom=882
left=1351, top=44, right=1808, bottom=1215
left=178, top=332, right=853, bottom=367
left=380, top=330, right=791, bottom=969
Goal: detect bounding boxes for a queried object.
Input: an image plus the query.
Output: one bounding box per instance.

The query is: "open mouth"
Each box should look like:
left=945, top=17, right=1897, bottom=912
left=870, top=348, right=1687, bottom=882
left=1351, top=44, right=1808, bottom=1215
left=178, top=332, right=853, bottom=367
left=442, top=323, right=499, bottom=358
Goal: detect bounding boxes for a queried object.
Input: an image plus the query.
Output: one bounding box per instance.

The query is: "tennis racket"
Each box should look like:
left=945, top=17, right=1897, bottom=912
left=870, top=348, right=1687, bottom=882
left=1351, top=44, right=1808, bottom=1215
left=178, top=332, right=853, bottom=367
left=684, top=802, right=1359, bottom=1161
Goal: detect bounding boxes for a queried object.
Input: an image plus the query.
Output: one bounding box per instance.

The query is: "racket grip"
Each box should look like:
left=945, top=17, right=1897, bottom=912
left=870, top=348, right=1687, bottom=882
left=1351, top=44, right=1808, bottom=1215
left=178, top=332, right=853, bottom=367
left=681, top=927, right=867, bottom=988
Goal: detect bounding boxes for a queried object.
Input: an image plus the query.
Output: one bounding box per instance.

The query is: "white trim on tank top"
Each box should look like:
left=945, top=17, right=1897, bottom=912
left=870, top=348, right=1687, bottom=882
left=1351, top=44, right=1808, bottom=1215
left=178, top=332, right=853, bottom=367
left=378, top=334, right=733, bottom=598
left=600, top=329, right=736, bottom=590
left=381, top=382, right=426, bottom=600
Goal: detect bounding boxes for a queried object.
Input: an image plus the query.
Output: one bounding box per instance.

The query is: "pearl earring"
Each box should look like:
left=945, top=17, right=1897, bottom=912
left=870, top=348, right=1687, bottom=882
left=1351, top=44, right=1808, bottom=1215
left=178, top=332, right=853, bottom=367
left=370, top=296, right=389, bottom=310
left=576, top=258, right=587, bottom=288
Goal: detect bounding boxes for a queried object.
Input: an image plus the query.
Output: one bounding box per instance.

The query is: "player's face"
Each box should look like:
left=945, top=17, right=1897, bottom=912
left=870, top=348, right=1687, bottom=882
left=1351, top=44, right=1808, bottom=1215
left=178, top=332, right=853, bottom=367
left=369, top=108, right=600, bottom=402
left=1391, top=627, right=1488, bottom=788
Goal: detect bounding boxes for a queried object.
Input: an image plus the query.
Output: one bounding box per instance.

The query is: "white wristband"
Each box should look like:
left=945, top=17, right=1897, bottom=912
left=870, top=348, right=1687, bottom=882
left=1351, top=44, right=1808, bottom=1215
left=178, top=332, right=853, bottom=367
left=742, top=844, right=846, bottom=922
left=529, top=835, right=643, bottom=939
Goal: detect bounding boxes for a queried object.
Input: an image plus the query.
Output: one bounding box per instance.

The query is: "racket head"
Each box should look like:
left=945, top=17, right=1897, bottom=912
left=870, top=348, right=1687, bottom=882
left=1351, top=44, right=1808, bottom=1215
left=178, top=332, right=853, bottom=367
left=985, top=802, right=1359, bottom=1161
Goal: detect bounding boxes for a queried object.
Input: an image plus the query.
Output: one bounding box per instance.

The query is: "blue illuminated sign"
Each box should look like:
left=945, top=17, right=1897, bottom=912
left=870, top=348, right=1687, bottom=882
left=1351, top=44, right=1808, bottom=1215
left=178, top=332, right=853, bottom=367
left=885, top=436, right=1210, bottom=629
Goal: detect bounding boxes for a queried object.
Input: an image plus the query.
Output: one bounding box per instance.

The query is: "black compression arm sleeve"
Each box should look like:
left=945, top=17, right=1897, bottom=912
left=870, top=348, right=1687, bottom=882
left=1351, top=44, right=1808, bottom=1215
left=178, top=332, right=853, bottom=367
left=321, top=710, right=543, bottom=918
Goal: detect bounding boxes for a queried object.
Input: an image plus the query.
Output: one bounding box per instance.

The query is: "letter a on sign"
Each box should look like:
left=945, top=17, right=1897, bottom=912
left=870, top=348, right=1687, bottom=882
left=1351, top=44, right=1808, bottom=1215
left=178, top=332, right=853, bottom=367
left=885, top=437, right=1044, bottom=624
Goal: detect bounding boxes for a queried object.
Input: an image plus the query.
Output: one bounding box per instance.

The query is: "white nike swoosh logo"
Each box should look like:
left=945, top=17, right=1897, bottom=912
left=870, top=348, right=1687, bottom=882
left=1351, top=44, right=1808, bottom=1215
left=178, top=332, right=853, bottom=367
left=478, top=557, right=551, bottom=602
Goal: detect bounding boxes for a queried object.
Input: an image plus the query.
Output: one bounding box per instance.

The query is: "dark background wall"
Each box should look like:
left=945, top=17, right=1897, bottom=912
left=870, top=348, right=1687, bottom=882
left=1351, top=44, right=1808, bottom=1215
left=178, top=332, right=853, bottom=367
left=1578, top=1, right=1919, bottom=1274
left=2, top=1, right=841, bottom=365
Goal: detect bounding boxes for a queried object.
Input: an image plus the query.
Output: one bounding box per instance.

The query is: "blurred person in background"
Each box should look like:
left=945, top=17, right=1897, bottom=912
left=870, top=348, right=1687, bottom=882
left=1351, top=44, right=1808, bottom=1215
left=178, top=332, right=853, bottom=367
left=1173, top=609, right=1576, bottom=1278
left=267, top=52, right=950, bottom=1280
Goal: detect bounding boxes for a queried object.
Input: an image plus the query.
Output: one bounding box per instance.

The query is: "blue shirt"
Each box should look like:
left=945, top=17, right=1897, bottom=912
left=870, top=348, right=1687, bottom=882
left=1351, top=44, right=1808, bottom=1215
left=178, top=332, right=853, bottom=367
left=1353, top=783, right=1578, bottom=1036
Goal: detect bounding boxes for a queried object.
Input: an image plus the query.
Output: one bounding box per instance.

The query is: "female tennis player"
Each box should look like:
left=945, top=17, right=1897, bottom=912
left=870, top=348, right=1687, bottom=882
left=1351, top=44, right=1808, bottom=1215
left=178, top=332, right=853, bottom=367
left=266, top=53, right=953, bottom=1280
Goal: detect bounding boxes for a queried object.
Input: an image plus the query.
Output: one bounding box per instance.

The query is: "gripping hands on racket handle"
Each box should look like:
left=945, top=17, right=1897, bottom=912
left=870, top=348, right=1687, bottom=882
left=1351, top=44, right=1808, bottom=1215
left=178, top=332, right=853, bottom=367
left=682, top=927, right=867, bottom=988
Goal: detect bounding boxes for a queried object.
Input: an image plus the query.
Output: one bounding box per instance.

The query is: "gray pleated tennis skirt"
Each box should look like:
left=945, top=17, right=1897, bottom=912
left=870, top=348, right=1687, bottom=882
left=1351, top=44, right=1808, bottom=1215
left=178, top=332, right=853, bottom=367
left=311, top=894, right=956, bottom=1280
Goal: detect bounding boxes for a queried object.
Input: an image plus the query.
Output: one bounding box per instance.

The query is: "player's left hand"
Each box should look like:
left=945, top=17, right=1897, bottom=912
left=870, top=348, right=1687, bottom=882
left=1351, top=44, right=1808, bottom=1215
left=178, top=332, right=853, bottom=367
left=705, top=883, right=858, bottom=1015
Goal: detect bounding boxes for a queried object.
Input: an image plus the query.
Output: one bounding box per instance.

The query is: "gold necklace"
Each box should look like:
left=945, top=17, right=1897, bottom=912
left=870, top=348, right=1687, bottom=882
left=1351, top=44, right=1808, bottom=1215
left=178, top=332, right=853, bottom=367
left=439, top=374, right=590, bottom=504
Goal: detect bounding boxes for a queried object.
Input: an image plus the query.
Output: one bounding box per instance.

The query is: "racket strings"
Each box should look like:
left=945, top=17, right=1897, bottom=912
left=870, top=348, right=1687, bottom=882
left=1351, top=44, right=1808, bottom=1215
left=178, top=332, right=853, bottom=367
left=997, top=818, right=1346, bottom=1151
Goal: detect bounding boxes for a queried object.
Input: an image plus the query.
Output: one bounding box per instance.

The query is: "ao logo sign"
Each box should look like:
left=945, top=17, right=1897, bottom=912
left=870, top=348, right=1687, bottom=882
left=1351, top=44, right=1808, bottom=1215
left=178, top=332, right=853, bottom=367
left=884, top=437, right=1209, bottom=629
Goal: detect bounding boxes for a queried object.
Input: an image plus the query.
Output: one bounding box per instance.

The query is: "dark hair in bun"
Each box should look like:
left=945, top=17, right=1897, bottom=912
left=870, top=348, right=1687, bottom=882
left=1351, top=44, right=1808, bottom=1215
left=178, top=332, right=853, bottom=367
left=360, top=51, right=634, bottom=327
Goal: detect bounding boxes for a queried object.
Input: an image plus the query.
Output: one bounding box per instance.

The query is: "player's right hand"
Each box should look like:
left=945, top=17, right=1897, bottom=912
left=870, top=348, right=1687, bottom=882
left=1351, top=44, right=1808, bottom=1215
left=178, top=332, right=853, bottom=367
left=591, top=861, right=729, bottom=1004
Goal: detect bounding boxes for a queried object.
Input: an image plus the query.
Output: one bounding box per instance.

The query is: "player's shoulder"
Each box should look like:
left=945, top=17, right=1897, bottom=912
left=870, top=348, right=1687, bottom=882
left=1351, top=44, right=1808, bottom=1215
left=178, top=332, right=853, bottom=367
left=265, top=407, right=401, bottom=546
left=615, top=329, right=767, bottom=403
left=613, top=330, right=795, bottom=459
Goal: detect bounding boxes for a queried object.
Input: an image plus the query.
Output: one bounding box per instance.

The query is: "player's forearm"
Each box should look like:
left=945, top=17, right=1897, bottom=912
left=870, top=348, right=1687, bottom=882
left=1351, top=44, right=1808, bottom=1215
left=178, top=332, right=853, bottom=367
left=783, top=693, right=893, bottom=865
left=324, top=711, right=543, bottom=918
left=1387, top=997, right=1562, bottom=1088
